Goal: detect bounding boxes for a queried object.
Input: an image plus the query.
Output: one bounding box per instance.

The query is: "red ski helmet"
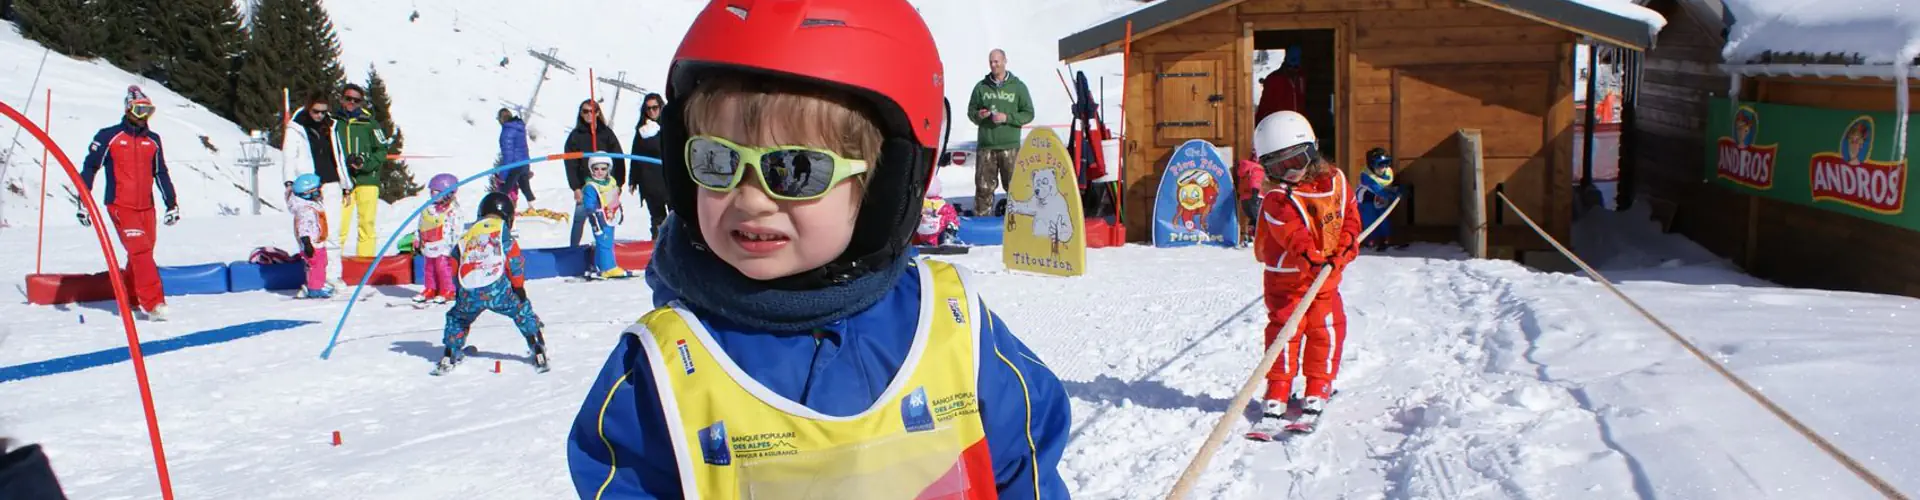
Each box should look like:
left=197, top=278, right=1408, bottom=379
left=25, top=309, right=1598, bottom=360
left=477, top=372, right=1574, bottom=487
left=659, top=0, right=951, bottom=289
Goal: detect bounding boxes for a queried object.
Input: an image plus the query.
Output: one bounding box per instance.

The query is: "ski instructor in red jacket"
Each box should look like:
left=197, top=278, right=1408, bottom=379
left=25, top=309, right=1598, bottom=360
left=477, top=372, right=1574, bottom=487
left=78, top=86, right=180, bottom=322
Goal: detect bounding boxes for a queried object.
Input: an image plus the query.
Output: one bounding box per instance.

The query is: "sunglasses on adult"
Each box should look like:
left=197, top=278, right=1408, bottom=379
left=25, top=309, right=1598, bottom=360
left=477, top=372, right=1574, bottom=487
left=685, top=135, right=867, bottom=201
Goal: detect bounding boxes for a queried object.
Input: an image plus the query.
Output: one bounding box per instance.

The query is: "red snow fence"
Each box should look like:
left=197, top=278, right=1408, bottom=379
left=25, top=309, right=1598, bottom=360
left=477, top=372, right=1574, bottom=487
left=24, top=272, right=118, bottom=305
left=343, top=255, right=415, bottom=286
left=615, top=240, right=655, bottom=271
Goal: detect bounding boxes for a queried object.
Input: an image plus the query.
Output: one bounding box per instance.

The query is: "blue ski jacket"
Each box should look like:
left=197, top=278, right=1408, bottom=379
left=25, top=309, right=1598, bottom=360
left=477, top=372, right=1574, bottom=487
left=497, top=118, right=530, bottom=178
left=565, top=256, right=1074, bottom=499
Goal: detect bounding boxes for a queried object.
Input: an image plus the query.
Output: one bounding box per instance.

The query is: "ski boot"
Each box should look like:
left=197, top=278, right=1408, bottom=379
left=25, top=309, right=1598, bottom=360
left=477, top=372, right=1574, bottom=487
left=144, top=303, right=171, bottom=322
left=412, top=292, right=432, bottom=304
left=300, top=286, right=334, bottom=299
left=599, top=267, right=631, bottom=280
left=1285, top=396, right=1327, bottom=434
left=430, top=345, right=464, bottom=376
left=1245, top=398, right=1294, bottom=441
left=526, top=332, right=550, bottom=373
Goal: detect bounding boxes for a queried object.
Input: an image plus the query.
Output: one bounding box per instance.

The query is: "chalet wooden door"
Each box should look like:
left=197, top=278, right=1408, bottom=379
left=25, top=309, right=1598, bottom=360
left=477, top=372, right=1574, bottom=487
left=1154, top=56, right=1227, bottom=146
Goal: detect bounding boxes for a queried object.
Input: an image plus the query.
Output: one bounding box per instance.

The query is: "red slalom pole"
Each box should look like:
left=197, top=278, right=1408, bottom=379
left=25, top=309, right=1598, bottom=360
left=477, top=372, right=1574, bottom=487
left=0, top=100, right=174, bottom=500
left=35, top=89, right=50, bottom=274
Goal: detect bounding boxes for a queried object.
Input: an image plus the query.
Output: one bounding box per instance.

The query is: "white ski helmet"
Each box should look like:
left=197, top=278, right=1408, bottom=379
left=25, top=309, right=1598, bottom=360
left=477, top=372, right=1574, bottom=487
left=1253, top=111, right=1316, bottom=157
left=1253, top=111, right=1319, bottom=181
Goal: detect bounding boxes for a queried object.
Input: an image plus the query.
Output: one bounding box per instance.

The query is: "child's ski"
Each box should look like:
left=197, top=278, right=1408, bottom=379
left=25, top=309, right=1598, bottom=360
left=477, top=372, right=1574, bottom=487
left=1245, top=390, right=1336, bottom=441
left=429, top=346, right=482, bottom=376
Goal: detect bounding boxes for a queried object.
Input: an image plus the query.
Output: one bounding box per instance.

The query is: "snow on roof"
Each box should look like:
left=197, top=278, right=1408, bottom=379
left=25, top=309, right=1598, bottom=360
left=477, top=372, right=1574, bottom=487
left=1572, top=0, right=1670, bottom=35
left=1722, top=0, right=1920, bottom=65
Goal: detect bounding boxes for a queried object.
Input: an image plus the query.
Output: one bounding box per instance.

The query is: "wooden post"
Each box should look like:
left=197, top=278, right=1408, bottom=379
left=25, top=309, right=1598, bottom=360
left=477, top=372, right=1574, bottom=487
left=1458, top=128, right=1487, bottom=258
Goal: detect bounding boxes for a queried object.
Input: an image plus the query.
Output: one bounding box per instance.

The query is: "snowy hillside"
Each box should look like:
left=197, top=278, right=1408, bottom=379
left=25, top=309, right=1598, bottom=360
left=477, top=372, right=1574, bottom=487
left=3, top=0, right=1140, bottom=231
left=0, top=28, right=285, bottom=228
left=317, top=0, right=1140, bottom=213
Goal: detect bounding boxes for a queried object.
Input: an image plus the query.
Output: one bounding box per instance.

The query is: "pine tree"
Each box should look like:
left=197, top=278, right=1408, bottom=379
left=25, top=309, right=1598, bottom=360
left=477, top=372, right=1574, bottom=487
left=95, top=0, right=161, bottom=79
left=147, top=0, right=247, bottom=119
left=366, top=67, right=421, bottom=203
left=13, top=0, right=105, bottom=57
left=234, top=0, right=346, bottom=146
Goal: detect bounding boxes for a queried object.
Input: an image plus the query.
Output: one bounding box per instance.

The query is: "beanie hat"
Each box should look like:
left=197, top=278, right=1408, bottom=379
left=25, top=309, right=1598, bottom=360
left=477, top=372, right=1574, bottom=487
left=124, top=85, right=151, bottom=109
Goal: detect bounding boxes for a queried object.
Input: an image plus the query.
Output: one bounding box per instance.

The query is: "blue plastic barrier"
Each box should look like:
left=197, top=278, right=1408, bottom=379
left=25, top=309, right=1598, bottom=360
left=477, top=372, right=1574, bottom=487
left=522, top=246, right=590, bottom=280
left=413, top=254, right=427, bottom=284
left=159, top=263, right=230, bottom=296
left=955, top=216, right=1004, bottom=246
left=226, top=261, right=308, bottom=292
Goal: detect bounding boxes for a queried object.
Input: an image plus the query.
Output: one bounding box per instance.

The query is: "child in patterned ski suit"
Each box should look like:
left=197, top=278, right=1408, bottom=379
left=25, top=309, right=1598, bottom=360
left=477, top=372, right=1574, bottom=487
left=582, top=156, right=631, bottom=279
left=436, top=192, right=547, bottom=374
left=415, top=174, right=462, bottom=303
left=287, top=175, right=332, bottom=299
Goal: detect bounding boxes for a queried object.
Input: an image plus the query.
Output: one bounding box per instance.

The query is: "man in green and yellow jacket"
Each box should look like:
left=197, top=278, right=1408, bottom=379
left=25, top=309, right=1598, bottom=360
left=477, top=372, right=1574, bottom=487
left=966, top=48, right=1035, bottom=216
left=329, top=83, right=392, bottom=257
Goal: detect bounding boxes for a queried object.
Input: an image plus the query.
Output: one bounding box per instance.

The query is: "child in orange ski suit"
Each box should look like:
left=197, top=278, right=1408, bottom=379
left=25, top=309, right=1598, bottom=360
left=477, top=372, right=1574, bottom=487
left=1254, top=157, right=1361, bottom=405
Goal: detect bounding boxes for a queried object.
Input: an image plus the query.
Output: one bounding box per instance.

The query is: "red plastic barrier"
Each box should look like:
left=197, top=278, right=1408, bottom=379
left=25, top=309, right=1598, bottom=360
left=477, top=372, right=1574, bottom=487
left=24, top=272, right=121, bottom=305
left=615, top=241, right=655, bottom=271
left=343, top=255, right=415, bottom=285
left=1086, top=219, right=1125, bottom=248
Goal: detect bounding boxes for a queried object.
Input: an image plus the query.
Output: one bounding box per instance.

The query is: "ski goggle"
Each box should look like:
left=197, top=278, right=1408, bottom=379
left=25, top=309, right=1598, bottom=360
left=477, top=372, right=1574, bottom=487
left=128, top=101, right=156, bottom=119
left=1259, top=142, right=1318, bottom=181
left=685, top=135, right=868, bottom=201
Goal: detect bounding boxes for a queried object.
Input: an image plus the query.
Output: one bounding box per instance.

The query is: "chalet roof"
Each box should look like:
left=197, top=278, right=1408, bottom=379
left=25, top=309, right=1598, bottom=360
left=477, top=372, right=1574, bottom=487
left=1721, top=0, right=1920, bottom=66
left=1057, top=0, right=1667, bottom=62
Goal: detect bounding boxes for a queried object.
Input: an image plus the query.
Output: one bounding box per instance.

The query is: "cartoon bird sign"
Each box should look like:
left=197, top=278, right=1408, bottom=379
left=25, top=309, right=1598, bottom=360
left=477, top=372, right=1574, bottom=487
left=1153, top=139, right=1240, bottom=247
left=1002, top=128, right=1086, bottom=277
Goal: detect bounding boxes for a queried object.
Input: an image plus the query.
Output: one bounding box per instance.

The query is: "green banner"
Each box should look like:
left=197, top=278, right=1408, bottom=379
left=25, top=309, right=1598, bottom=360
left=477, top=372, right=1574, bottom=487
left=1706, top=97, right=1915, bottom=230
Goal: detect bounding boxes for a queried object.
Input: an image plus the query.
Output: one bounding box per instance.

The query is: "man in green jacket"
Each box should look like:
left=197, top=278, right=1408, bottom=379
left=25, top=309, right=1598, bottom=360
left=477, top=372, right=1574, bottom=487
left=329, top=83, right=391, bottom=257
left=966, top=48, right=1034, bottom=216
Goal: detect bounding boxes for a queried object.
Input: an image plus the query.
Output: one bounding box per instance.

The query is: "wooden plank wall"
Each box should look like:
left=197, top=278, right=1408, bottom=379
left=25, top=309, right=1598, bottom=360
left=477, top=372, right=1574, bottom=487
left=1117, top=0, right=1577, bottom=245
left=1747, top=77, right=1920, bottom=297
left=1634, top=0, right=1749, bottom=259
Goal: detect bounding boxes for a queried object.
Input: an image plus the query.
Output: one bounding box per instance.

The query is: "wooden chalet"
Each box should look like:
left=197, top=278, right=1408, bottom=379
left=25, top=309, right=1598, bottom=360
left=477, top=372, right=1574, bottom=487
left=1634, top=0, right=1920, bottom=297
left=1058, top=0, right=1663, bottom=259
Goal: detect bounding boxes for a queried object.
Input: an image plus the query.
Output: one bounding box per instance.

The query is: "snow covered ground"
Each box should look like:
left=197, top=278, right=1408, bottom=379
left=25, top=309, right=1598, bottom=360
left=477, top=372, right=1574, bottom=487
left=2, top=198, right=1915, bottom=499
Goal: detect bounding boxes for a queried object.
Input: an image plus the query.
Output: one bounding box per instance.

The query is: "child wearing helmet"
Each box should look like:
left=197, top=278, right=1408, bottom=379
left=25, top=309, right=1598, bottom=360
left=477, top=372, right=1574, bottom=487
left=1357, top=147, right=1403, bottom=251
left=287, top=174, right=333, bottom=299
left=415, top=173, right=464, bottom=303
left=913, top=179, right=960, bottom=248
left=1249, top=110, right=1361, bottom=436
left=433, top=191, right=546, bottom=375
left=582, top=156, right=633, bottom=279
left=565, top=2, right=1070, bottom=498
left=1236, top=153, right=1266, bottom=247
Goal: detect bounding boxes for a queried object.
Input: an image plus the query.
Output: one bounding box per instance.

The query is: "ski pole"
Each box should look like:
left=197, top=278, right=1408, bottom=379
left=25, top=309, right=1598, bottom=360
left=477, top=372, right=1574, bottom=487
left=1165, top=195, right=1402, bottom=500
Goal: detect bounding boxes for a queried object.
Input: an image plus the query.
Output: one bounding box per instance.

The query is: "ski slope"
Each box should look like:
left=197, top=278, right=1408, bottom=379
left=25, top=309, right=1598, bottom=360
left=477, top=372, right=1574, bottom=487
left=2, top=200, right=1915, bottom=498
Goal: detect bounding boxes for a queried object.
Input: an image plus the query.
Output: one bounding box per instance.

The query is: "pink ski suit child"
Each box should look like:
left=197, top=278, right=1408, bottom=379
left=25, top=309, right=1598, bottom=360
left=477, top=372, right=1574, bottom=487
left=416, top=174, right=463, bottom=303
left=913, top=178, right=959, bottom=246
left=287, top=174, right=333, bottom=299
left=1236, top=156, right=1266, bottom=244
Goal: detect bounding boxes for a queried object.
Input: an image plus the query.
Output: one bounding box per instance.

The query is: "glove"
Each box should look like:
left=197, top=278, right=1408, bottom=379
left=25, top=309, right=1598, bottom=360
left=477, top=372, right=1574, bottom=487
left=1301, top=249, right=1332, bottom=268
left=164, top=207, right=179, bottom=226
left=77, top=210, right=91, bottom=227
left=299, top=236, right=315, bottom=259
left=347, top=154, right=367, bottom=171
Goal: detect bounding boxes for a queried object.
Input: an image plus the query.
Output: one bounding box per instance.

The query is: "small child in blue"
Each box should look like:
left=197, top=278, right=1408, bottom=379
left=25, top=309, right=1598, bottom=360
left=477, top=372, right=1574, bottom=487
left=1357, top=147, right=1403, bottom=251
left=582, top=156, right=632, bottom=279
left=434, top=191, right=548, bottom=375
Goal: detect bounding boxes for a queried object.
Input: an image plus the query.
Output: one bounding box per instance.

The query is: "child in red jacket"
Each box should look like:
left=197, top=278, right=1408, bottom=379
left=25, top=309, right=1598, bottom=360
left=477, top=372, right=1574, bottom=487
left=1236, top=156, right=1265, bottom=246
left=1250, top=111, right=1360, bottom=434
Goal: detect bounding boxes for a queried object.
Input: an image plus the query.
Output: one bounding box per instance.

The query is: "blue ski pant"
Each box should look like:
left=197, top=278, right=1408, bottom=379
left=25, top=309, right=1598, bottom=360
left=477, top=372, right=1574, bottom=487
left=442, top=282, right=542, bottom=358
left=592, top=217, right=617, bottom=273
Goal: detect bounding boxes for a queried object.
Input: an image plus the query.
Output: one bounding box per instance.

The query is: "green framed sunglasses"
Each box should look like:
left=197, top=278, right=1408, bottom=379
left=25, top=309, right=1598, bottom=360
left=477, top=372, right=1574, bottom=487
left=685, top=135, right=869, bottom=201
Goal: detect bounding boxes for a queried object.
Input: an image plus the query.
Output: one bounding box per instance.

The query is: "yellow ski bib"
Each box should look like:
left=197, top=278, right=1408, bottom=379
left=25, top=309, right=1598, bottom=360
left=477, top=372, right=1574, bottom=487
left=628, top=259, right=998, bottom=500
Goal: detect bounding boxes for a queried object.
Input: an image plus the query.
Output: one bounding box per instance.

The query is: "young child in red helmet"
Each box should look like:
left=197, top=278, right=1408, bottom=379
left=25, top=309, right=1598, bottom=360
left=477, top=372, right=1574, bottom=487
left=565, top=1, right=1070, bottom=498
left=1250, top=110, right=1361, bottom=436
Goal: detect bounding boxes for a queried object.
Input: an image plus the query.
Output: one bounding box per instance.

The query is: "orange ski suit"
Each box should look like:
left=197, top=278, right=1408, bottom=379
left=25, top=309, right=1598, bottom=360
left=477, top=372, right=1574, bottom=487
left=1254, top=168, right=1361, bottom=402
